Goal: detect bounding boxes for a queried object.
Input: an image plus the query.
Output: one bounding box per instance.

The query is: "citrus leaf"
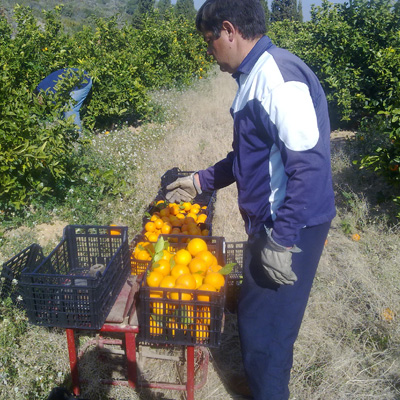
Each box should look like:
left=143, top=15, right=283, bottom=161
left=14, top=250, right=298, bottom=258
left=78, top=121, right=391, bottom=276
left=154, top=236, right=165, bottom=254
left=219, top=262, right=236, bottom=275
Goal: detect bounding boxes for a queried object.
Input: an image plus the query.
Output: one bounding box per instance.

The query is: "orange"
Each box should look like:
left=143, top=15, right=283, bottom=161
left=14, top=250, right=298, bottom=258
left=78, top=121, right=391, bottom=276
left=186, top=222, right=198, bottom=232
left=187, top=238, right=208, bottom=257
left=149, top=290, right=162, bottom=298
left=136, top=250, right=151, bottom=261
left=175, top=273, right=197, bottom=290
left=146, top=270, right=164, bottom=288
left=174, top=249, right=192, bottom=265
left=151, top=259, right=171, bottom=276
left=154, top=218, right=164, bottom=230
left=167, top=319, right=179, bottom=336
left=110, top=224, right=120, bottom=235
left=192, top=273, right=204, bottom=289
left=150, top=214, right=158, bottom=222
left=151, top=301, right=165, bottom=315
left=182, top=202, right=192, bottom=212
left=198, top=306, right=211, bottom=325
left=161, top=224, right=172, bottom=234
left=190, top=206, right=200, bottom=215
left=193, top=324, right=209, bottom=342
left=145, top=221, right=156, bottom=232
left=196, top=213, right=207, bottom=224
left=147, top=232, right=159, bottom=243
left=160, top=249, right=173, bottom=262
left=172, top=218, right=184, bottom=227
left=176, top=212, right=185, bottom=220
left=188, top=226, right=201, bottom=236
left=171, top=264, right=190, bottom=279
left=143, top=241, right=155, bottom=252
left=195, top=250, right=214, bottom=268
left=197, top=283, right=217, bottom=302
left=168, top=284, right=193, bottom=301
left=182, top=304, right=195, bottom=320
left=186, top=213, right=198, bottom=222
left=169, top=204, right=180, bottom=216
left=209, top=254, right=218, bottom=266
left=159, top=208, right=170, bottom=218
left=171, top=227, right=181, bottom=235
left=159, top=275, right=176, bottom=289
left=149, top=316, right=163, bottom=336
left=207, top=264, right=222, bottom=274
left=352, top=233, right=361, bottom=241
left=201, top=229, right=210, bottom=236
left=204, top=272, right=225, bottom=291
left=382, top=307, right=395, bottom=321
left=188, top=258, right=207, bottom=276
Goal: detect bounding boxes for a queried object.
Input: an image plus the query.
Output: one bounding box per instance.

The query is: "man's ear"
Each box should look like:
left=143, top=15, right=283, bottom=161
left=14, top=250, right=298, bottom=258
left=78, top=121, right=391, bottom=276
left=221, top=20, right=237, bottom=41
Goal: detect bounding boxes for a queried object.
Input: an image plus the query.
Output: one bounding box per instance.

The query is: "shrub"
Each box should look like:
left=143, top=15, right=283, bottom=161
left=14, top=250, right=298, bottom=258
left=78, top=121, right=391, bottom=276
left=0, top=5, right=212, bottom=214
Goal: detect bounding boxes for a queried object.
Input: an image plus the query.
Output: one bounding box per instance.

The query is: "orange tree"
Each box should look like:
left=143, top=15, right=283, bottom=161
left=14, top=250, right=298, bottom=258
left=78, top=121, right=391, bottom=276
left=269, top=0, right=400, bottom=217
left=0, top=5, right=212, bottom=215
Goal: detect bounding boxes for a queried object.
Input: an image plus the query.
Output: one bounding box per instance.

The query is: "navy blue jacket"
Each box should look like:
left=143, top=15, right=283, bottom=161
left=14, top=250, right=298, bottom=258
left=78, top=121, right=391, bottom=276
left=36, top=68, right=91, bottom=94
left=198, top=36, right=336, bottom=247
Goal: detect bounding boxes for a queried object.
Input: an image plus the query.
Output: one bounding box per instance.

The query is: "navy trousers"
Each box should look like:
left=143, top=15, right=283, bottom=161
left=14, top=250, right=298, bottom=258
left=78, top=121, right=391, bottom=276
left=238, top=222, right=331, bottom=400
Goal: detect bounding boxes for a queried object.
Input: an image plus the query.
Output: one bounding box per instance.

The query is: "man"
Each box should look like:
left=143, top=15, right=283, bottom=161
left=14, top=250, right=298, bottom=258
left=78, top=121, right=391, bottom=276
left=165, top=0, right=336, bottom=399
left=36, top=68, right=92, bottom=131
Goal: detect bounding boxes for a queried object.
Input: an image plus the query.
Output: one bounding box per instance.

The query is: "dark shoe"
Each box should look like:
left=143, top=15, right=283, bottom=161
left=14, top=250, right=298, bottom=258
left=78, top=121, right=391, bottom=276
left=225, top=373, right=253, bottom=399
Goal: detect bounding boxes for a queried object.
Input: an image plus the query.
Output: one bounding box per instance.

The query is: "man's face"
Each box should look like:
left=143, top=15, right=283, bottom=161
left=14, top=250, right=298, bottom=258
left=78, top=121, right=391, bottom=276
left=203, top=30, right=236, bottom=74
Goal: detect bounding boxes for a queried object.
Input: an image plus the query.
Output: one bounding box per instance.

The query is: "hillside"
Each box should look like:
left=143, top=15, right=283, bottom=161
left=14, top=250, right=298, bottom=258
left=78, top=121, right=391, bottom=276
left=1, top=0, right=134, bottom=30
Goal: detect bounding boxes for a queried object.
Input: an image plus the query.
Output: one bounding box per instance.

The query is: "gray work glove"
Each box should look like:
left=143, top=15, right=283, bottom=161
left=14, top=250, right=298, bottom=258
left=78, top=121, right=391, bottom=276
left=165, top=173, right=202, bottom=203
left=261, top=228, right=302, bottom=285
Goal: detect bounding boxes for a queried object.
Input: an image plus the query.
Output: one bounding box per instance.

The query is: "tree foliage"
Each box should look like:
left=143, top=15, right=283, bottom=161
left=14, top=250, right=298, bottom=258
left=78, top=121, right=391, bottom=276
left=132, top=0, right=155, bottom=27
left=157, top=0, right=172, bottom=18
left=269, top=0, right=400, bottom=215
left=259, top=0, right=271, bottom=29
left=0, top=5, right=212, bottom=213
left=271, top=0, right=301, bottom=22
left=175, top=0, right=196, bottom=20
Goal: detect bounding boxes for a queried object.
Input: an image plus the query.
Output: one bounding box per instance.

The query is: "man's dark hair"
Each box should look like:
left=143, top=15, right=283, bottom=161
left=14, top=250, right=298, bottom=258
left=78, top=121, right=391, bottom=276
left=196, top=0, right=266, bottom=40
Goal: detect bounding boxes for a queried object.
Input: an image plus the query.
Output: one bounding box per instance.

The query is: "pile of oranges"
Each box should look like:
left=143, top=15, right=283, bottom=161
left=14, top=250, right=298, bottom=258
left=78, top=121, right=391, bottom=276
left=142, top=200, right=210, bottom=243
left=143, top=237, right=229, bottom=342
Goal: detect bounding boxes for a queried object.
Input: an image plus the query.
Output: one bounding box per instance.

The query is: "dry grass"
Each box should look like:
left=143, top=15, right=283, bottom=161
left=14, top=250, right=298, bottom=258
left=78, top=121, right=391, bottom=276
left=2, top=68, right=400, bottom=400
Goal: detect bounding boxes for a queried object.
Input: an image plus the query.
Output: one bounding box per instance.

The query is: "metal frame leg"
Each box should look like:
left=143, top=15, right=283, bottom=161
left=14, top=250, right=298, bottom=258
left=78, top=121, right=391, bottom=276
left=66, top=329, right=80, bottom=396
left=186, top=346, right=195, bottom=400
left=125, top=331, right=137, bottom=388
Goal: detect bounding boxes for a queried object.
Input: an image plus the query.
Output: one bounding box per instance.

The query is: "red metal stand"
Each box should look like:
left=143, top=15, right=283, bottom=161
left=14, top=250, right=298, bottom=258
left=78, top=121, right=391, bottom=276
left=65, top=276, right=209, bottom=400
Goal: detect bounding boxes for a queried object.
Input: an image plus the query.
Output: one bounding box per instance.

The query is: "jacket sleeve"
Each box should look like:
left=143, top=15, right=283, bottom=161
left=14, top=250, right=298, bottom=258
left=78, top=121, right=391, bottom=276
left=197, top=151, right=236, bottom=192
left=264, top=81, right=334, bottom=247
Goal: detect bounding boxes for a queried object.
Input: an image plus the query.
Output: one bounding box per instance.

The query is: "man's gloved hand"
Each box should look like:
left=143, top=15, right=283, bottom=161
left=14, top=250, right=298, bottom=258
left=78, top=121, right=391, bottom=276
left=165, top=173, right=202, bottom=203
left=261, top=228, right=302, bottom=285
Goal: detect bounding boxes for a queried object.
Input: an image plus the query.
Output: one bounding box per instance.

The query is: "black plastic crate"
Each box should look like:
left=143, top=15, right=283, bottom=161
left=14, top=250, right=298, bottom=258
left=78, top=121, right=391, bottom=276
left=0, top=244, right=44, bottom=305
left=137, top=235, right=226, bottom=347
left=129, top=235, right=152, bottom=277
left=20, top=225, right=130, bottom=330
left=153, top=167, right=217, bottom=217
left=225, top=241, right=246, bottom=313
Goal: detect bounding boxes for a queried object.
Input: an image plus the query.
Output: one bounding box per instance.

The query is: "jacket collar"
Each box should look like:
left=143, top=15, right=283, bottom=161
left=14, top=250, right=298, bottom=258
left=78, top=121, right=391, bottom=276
left=232, top=35, right=274, bottom=80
